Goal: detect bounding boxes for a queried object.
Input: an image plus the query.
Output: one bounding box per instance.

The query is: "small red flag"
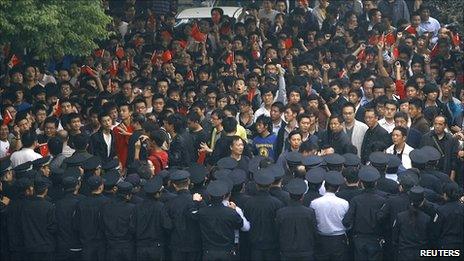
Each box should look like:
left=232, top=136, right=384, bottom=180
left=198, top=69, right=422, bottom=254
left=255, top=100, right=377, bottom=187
left=115, top=45, right=125, bottom=59
left=404, top=25, right=417, bottom=35
left=430, top=43, right=439, bottom=58
left=368, top=35, right=380, bottom=46
left=53, top=100, right=62, bottom=117
left=178, top=40, right=188, bottom=49
left=162, top=50, right=172, bottom=63
left=94, top=49, right=105, bottom=58
left=225, top=52, right=234, bottom=65
left=284, top=38, right=293, bottom=49
left=191, top=23, right=207, bottom=42
left=38, top=144, right=49, bottom=157
left=451, top=32, right=461, bottom=46
left=357, top=49, right=366, bottom=61
left=2, top=110, right=13, bottom=125
left=109, top=60, right=118, bottom=76
left=392, top=47, right=399, bottom=59
left=385, top=32, right=396, bottom=46
left=8, top=54, right=21, bottom=68
left=251, top=50, right=261, bottom=60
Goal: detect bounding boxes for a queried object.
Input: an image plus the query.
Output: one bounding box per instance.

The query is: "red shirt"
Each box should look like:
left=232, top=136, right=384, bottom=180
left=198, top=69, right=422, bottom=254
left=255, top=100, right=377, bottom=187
left=113, top=123, right=134, bottom=168
left=148, top=150, right=169, bottom=174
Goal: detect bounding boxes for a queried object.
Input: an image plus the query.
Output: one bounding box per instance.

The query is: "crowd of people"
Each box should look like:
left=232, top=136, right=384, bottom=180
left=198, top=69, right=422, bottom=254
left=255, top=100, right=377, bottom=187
left=0, top=0, right=463, bottom=260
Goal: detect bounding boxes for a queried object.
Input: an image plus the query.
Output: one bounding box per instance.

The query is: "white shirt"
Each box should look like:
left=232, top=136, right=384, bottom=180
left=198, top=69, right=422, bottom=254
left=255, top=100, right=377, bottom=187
left=254, top=106, right=271, bottom=122
left=310, top=192, right=349, bottom=236
left=378, top=118, right=395, bottom=133
left=222, top=200, right=250, bottom=243
left=103, top=132, right=112, bottom=158
left=0, top=139, right=10, bottom=158
left=10, top=148, right=42, bottom=167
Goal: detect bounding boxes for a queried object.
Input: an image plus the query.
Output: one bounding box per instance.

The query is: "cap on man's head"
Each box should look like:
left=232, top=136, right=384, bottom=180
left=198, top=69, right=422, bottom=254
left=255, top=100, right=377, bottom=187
left=117, top=181, right=134, bottom=195
left=102, top=171, right=120, bottom=188
left=386, top=154, right=401, bottom=173
left=34, top=176, right=52, bottom=191
left=410, top=149, right=428, bottom=165
left=229, top=168, right=247, bottom=186
left=188, top=163, right=208, bottom=184
left=284, top=178, right=308, bottom=195
left=0, top=159, right=12, bottom=173
left=142, top=177, right=163, bottom=194
left=408, top=185, right=425, bottom=202
left=169, top=170, right=190, bottom=182
left=358, top=165, right=380, bottom=182
left=305, top=167, right=325, bottom=184
left=421, top=146, right=441, bottom=162
left=102, top=159, right=120, bottom=171
left=62, top=175, right=79, bottom=190
left=343, top=153, right=361, bottom=168
left=324, top=171, right=345, bottom=186
left=83, top=156, right=102, bottom=171
left=87, top=175, right=103, bottom=191
left=32, top=156, right=52, bottom=169
left=369, top=152, right=389, bottom=166
left=398, top=171, right=419, bottom=188
left=254, top=169, right=274, bottom=186
left=285, top=151, right=303, bottom=166
left=302, top=155, right=323, bottom=168
left=206, top=180, right=230, bottom=197
left=323, top=153, right=345, bottom=167
left=217, top=157, right=238, bottom=170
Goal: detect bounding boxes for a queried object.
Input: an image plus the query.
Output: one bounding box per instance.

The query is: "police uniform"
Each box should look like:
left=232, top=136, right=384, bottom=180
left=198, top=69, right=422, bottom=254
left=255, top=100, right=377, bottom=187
left=310, top=171, right=349, bottom=260
left=276, top=178, right=317, bottom=260
left=392, top=186, right=432, bottom=261
left=303, top=167, right=324, bottom=206
left=191, top=180, right=243, bottom=261
left=302, top=155, right=323, bottom=170
left=323, top=153, right=345, bottom=171
left=369, top=152, right=399, bottom=195
left=79, top=156, right=102, bottom=196
left=133, top=177, right=172, bottom=261
left=385, top=154, right=401, bottom=182
left=21, top=176, right=57, bottom=261
left=74, top=176, right=109, bottom=261
left=268, top=165, right=290, bottom=205
left=410, top=149, right=442, bottom=194
left=102, top=170, right=120, bottom=200
left=165, top=170, right=202, bottom=261
left=55, top=176, right=85, bottom=261
left=342, top=153, right=361, bottom=169
left=243, top=169, right=284, bottom=260
left=336, top=167, right=362, bottom=202
left=343, top=166, right=386, bottom=261
left=101, top=182, right=136, bottom=261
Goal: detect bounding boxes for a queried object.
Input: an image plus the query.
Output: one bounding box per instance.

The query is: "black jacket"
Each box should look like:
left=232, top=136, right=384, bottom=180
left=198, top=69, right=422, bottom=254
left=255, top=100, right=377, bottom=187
left=165, top=189, right=202, bottom=252
left=243, top=190, right=284, bottom=250
left=392, top=209, right=432, bottom=252
left=361, top=124, right=392, bottom=163
left=132, top=198, right=172, bottom=247
left=420, top=131, right=459, bottom=176
left=269, top=186, right=290, bottom=206
left=318, top=130, right=356, bottom=155
left=21, top=196, right=57, bottom=253
left=275, top=200, right=317, bottom=254
left=168, top=132, right=195, bottom=168
left=88, top=129, right=117, bottom=162
left=56, top=192, right=85, bottom=250
left=377, top=176, right=399, bottom=195
left=74, top=193, right=109, bottom=246
left=336, top=185, right=362, bottom=202
left=101, top=197, right=136, bottom=248
left=435, top=201, right=464, bottom=248
left=192, top=203, right=243, bottom=251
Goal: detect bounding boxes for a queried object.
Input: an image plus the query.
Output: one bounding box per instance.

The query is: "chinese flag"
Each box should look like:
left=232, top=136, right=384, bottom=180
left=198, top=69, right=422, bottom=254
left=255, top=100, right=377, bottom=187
left=251, top=50, right=261, bottom=60
left=2, top=110, right=13, bottom=125
left=115, top=45, right=125, bottom=59
left=8, top=54, right=21, bottom=68
left=404, top=25, right=417, bottom=35
left=284, top=38, right=293, bottom=49
left=392, top=47, right=399, bottom=59
left=225, top=52, right=234, bottom=65
left=109, top=60, right=118, bottom=76
left=191, top=23, right=207, bottom=42
left=178, top=39, right=188, bottom=49
left=81, top=65, right=96, bottom=77
left=53, top=101, right=62, bottom=117
left=39, top=144, right=49, bottom=157
left=94, top=49, right=105, bottom=57
left=197, top=151, right=206, bottom=165
left=357, top=49, right=366, bottom=61
left=385, top=32, right=396, bottom=46
left=430, top=43, right=439, bottom=58
left=162, top=50, right=172, bottom=63
left=451, top=32, right=461, bottom=46
left=368, top=35, right=380, bottom=46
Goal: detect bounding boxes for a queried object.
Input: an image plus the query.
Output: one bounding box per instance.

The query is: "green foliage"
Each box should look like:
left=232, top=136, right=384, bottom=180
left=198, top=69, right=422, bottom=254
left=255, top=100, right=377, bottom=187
left=0, top=0, right=112, bottom=59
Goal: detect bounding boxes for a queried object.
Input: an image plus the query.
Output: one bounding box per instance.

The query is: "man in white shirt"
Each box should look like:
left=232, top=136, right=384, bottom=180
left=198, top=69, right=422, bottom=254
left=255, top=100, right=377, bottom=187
left=310, top=171, right=349, bottom=260
left=378, top=99, right=397, bottom=133
left=10, top=130, right=42, bottom=168
left=0, top=125, right=10, bottom=159
left=418, top=6, right=440, bottom=43
left=342, top=103, right=368, bottom=157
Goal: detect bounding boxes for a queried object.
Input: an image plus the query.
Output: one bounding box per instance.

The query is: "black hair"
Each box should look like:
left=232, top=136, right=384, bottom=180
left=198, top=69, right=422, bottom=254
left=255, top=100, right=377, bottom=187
left=73, top=133, right=89, bottom=150
left=21, top=130, right=37, bottom=148
left=131, top=112, right=147, bottom=125
left=442, top=182, right=460, bottom=201
left=187, top=110, right=201, bottom=123
left=47, top=137, right=63, bottom=156
left=256, top=115, right=273, bottom=133
left=222, top=117, right=238, bottom=133
left=43, top=117, right=59, bottom=128
left=409, top=98, right=423, bottom=110
left=271, top=101, right=285, bottom=112
left=166, top=114, right=186, bottom=133
left=392, top=126, right=408, bottom=137
left=150, top=130, right=167, bottom=148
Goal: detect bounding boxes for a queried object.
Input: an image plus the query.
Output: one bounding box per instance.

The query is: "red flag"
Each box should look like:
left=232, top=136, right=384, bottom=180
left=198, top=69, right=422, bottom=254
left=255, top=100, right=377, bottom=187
left=430, top=43, right=439, bottom=58
left=2, top=110, right=13, bottom=125
left=392, top=47, right=399, bottom=59
left=225, top=52, right=234, bottom=65
left=368, top=35, right=380, bottom=46
left=178, top=39, right=188, bottom=49
left=161, top=50, right=172, bottom=63
left=8, top=54, right=21, bottom=68
left=81, top=65, right=96, bottom=77
left=186, top=70, right=194, bottom=81
left=191, top=23, right=207, bottom=42
left=38, top=144, right=49, bottom=157
left=109, top=60, right=118, bottom=76
left=109, top=78, right=117, bottom=93
left=451, top=32, right=461, bottom=46
left=385, top=32, right=396, bottom=46
left=284, top=38, right=293, bottom=49
left=404, top=25, right=417, bottom=35
left=251, top=50, right=261, bottom=60
left=115, top=45, right=125, bottom=59
left=94, top=49, right=105, bottom=58
left=53, top=99, right=61, bottom=117
left=357, top=49, right=366, bottom=61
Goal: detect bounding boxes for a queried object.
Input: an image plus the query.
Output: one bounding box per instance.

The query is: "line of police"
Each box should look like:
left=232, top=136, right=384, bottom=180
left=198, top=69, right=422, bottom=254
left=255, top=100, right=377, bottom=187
left=0, top=145, right=463, bottom=261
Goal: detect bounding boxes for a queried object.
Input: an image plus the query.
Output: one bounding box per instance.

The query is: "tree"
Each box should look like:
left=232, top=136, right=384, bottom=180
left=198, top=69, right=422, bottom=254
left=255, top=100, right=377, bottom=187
left=0, top=0, right=112, bottom=60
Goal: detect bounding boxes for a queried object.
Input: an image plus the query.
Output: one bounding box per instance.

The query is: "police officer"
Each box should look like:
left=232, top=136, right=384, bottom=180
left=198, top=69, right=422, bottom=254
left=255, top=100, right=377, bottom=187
left=21, top=176, right=56, bottom=261
left=188, top=163, right=208, bottom=196
left=55, top=175, right=84, bottom=261
left=101, top=181, right=136, bottom=261
left=102, top=170, right=120, bottom=200
left=133, top=177, right=172, bottom=261
left=276, top=178, right=317, bottom=260
left=268, top=165, right=290, bottom=205
left=243, top=169, right=284, bottom=260
left=302, top=155, right=323, bottom=170
left=303, top=167, right=324, bottom=206
left=192, top=180, right=244, bottom=260
left=342, top=153, right=361, bottom=169
left=336, top=166, right=362, bottom=202
left=80, top=156, right=102, bottom=196
left=165, top=170, right=202, bottom=261
left=310, top=171, right=349, bottom=260
left=74, top=175, right=109, bottom=261
left=6, top=178, right=33, bottom=261
left=392, top=186, right=432, bottom=261
left=434, top=182, right=464, bottom=254
left=0, top=159, right=14, bottom=199
left=369, top=152, right=399, bottom=194
left=343, top=166, right=386, bottom=261
left=323, top=153, right=345, bottom=171
left=410, top=149, right=442, bottom=194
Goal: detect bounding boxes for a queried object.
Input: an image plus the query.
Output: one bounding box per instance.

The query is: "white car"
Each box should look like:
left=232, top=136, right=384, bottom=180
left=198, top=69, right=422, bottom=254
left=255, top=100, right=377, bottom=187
left=175, top=6, right=245, bottom=27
